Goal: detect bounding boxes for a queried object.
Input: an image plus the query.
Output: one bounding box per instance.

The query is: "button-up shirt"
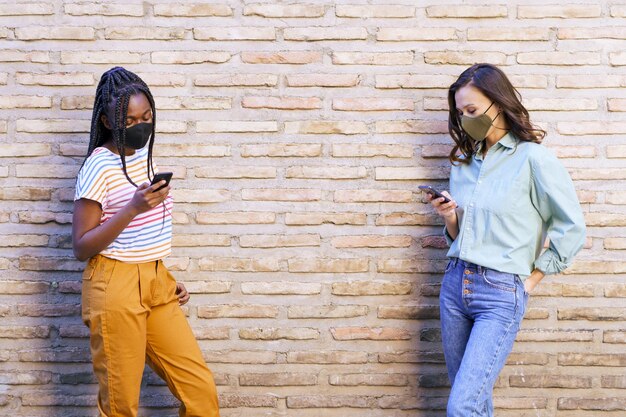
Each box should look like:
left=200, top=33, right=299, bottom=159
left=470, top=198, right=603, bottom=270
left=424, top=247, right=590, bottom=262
left=444, top=132, right=586, bottom=280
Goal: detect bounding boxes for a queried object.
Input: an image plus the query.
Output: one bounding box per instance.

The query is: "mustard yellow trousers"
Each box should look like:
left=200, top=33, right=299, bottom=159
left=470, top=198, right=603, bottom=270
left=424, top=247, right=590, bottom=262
left=82, top=255, right=220, bottom=417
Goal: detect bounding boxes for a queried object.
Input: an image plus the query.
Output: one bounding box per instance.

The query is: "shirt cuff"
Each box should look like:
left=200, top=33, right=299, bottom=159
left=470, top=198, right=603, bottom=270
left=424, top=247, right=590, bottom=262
left=533, top=249, right=569, bottom=275
left=443, top=225, right=454, bottom=247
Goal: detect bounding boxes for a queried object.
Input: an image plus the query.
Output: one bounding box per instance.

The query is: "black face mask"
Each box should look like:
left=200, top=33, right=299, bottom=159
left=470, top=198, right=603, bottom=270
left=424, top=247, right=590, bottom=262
left=124, top=122, right=153, bottom=149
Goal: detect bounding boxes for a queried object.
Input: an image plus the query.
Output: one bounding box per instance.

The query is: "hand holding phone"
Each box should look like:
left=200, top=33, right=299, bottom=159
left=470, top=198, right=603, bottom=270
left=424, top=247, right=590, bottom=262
left=419, top=185, right=451, bottom=204
left=150, top=172, right=173, bottom=192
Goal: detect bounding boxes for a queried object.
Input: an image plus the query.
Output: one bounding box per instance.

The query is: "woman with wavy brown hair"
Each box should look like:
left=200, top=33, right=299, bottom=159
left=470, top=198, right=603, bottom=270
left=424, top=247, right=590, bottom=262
left=426, top=63, right=586, bottom=416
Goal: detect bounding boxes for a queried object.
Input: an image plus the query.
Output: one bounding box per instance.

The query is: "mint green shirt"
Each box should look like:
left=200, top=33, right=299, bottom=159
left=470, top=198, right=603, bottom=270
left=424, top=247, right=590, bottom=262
left=444, top=132, right=586, bottom=280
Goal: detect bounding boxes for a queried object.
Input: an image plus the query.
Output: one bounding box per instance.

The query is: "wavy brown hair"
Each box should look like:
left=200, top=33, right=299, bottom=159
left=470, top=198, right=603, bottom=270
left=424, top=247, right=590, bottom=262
left=447, top=63, right=546, bottom=164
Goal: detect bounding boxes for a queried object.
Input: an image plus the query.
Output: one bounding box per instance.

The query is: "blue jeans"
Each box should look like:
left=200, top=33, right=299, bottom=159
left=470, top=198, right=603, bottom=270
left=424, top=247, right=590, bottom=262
left=440, top=258, right=529, bottom=417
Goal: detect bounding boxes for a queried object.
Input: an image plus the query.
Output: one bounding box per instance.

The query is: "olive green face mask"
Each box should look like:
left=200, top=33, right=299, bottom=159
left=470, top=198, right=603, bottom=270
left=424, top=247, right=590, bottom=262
left=460, top=101, right=500, bottom=142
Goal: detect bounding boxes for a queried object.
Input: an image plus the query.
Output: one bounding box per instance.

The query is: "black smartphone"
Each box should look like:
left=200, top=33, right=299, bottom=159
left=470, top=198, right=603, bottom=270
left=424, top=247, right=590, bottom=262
left=419, top=185, right=451, bottom=203
left=150, top=172, right=173, bottom=192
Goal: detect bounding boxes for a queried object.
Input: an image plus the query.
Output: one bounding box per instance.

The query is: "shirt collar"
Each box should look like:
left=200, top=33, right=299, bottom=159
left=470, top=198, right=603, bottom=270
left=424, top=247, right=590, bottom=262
left=473, top=131, right=516, bottom=161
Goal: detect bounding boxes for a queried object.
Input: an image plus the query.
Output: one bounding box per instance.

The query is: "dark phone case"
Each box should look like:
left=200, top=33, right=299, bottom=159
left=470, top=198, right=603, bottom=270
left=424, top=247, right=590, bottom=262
left=151, top=172, right=172, bottom=192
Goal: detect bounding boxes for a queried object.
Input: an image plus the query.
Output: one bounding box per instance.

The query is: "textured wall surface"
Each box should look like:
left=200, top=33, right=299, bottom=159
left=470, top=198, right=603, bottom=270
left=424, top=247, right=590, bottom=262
left=0, top=1, right=625, bottom=416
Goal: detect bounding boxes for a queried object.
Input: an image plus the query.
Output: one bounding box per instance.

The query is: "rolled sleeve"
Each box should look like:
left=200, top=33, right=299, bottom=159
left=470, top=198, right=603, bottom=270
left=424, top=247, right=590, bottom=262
left=530, top=149, right=586, bottom=275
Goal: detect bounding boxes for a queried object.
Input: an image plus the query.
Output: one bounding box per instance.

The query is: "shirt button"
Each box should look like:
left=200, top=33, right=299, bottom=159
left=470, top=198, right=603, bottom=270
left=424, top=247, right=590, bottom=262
left=470, top=203, right=474, bottom=207
left=477, top=180, right=482, bottom=184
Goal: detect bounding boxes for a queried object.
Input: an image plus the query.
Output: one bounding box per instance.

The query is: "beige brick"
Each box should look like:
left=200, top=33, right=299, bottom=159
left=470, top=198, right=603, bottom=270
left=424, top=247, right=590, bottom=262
left=518, top=52, right=601, bottom=65
left=194, top=27, right=276, bottom=41
left=244, top=4, right=325, bottom=18
left=558, top=397, right=626, bottom=411
left=604, top=283, right=626, bottom=297
left=105, top=27, right=185, bottom=40
left=612, top=5, right=626, bottom=17
left=376, top=120, right=448, bottom=134
left=605, top=238, right=626, bottom=250
left=171, top=234, right=230, bottom=247
left=196, top=121, right=277, bottom=133
left=170, top=189, right=229, bottom=203
left=151, top=51, right=231, bottom=65
left=241, top=281, right=321, bottom=295
left=608, top=145, right=626, bottom=158
left=285, top=212, right=366, bottom=225
left=242, top=188, right=321, bottom=201
left=0, top=73, right=7, bottom=85
left=286, top=166, right=367, bottom=179
left=198, top=257, right=280, bottom=272
left=196, top=212, right=275, bottom=225
left=239, top=234, right=320, bottom=248
left=17, top=72, right=94, bottom=86
left=284, top=27, right=367, bottom=41
left=572, top=170, right=626, bottom=181
left=332, top=143, right=413, bottom=158
left=604, top=331, right=626, bottom=344
left=332, top=52, right=413, bottom=65
left=219, top=393, right=278, bottom=408
left=559, top=27, right=626, bottom=40
left=17, top=304, right=80, bottom=317
left=331, top=327, right=410, bottom=340
left=332, top=98, right=414, bottom=111
left=0, top=326, right=50, bottom=339
left=516, top=329, right=594, bottom=342
left=560, top=121, right=626, bottom=135
left=510, top=374, right=591, bottom=388
left=376, top=74, right=456, bottom=89
left=285, top=120, right=368, bottom=135
left=377, top=259, right=443, bottom=273
left=329, top=373, right=408, bottom=386
left=608, top=98, right=626, bottom=112
left=606, top=192, right=626, bottom=204
left=0, top=188, right=51, bottom=201
left=153, top=4, right=232, bottom=17
left=558, top=308, right=626, bottom=320
left=135, top=72, right=187, bottom=87
left=507, top=352, right=550, bottom=365
left=286, top=73, right=360, bottom=87
left=336, top=5, right=415, bottom=18
left=197, top=304, right=278, bottom=319
left=240, top=373, right=317, bottom=386
left=611, top=51, right=626, bottom=66
left=242, top=51, right=322, bottom=64
left=378, top=305, right=440, bottom=320
left=426, top=5, right=508, bottom=18
left=195, top=166, right=276, bottom=179
left=64, top=3, right=143, bottom=16
left=0, top=280, right=49, bottom=293
left=204, top=350, right=276, bottom=364
left=242, top=96, right=321, bottom=110
left=378, top=351, right=444, bottom=363
left=192, top=327, right=230, bottom=340
left=288, top=305, right=369, bottom=319
left=16, top=164, right=78, bottom=178
left=426, top=50, right=507, bottom=65
left=377, top=27, right=457, bottom=41
left=0, top=51, right=50, bottom=63
left=18, top=211, right=71, bottom=224
left=547, top=145, right=596, bottom=158
left=184, top=281, right=231, bottom=294
left=468, top=27, right=550, bottom=41
left=0, top=144, right=50, bottom=157
left=557, top=74, right=623, bottom=88
left=0, top=3, right=53, bottom=15
left=375, top=167, right=449, bottom=180
left=60, top=96, right=93, bottom=110
left=195, top=73, right=278, bottom=87
left=15, top=26, right=94, bottom=40
left=239, top=327, right=319, bottom=340
left=288, top=258, right=369, bottom=273
left=332, top=281, right=412, bottom=295
left=241, top=143, right=321, bottom=157
left=0, top=95, right=51, bottom=109
left=334, top=189, right=412, bottom=203
left=331, top=235, right=412, bottom=248
left=518, top=5, right=602, bottom=19
left=154, top=144, right=230, bottom=157
left=287, top=351, right=368, bottom=364
left=559, top=353, right=626, bottom=366
left=524, top=98, right=597, bottom=111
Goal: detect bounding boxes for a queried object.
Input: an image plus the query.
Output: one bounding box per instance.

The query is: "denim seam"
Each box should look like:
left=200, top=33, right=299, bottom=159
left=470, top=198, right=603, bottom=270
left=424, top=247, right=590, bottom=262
left=470, top=289, right=519, bottom=417
left=481, top=269, right=515, bottom=293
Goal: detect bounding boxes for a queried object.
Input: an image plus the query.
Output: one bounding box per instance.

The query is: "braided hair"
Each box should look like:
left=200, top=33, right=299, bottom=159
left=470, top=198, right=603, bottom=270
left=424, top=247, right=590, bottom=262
left=85, top=67, right=157, bottom=185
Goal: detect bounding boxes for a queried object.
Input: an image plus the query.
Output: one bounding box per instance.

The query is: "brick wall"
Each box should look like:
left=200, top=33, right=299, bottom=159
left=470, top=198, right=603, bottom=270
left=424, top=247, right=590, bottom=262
left=1, top=1, right=625, bottom=416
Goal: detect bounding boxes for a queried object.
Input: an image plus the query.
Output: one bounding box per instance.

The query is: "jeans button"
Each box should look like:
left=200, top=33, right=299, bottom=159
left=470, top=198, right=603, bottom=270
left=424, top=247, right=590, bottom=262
left=464, top=289, right=471, bottom=294
left=464, top=279, right=470, bottom=284
left=464, top=269, right=471, bottom=275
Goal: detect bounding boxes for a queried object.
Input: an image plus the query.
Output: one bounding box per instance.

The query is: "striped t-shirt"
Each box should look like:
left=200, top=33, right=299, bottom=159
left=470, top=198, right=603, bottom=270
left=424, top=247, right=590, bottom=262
left=74, top=146, right=173, bottom=263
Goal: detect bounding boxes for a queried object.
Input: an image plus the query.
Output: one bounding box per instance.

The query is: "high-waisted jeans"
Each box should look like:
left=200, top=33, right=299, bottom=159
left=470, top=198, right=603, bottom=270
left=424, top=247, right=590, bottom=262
left=440, top=257, right=529, bottom=417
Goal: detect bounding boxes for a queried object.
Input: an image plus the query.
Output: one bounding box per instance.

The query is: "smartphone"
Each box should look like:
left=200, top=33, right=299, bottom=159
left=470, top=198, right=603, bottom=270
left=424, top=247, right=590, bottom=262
left=419, top=185, right=451, bottom=204
left=150, top=172, right=173, bottom=192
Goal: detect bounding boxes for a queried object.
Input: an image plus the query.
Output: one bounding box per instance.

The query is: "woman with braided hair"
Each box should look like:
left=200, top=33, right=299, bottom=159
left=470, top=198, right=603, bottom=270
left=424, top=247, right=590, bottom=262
left=72, top=67, right=220, bottom=417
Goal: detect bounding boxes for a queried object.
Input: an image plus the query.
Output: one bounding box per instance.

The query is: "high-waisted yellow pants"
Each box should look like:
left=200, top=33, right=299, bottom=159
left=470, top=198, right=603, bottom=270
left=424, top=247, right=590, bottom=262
left=81, top=254, right=220, bottom=417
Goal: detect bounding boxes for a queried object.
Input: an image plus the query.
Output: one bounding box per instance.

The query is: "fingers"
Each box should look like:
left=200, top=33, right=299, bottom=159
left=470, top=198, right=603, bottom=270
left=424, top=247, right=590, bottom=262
left=176, top=282, right=190, bottom=305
